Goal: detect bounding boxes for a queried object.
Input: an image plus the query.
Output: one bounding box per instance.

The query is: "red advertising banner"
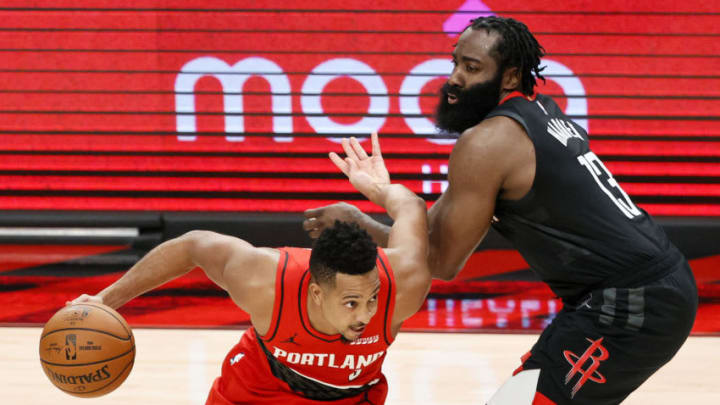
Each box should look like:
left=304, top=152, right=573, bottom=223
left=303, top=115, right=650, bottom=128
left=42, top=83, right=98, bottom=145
left=1, top=0, right=719, bottom=214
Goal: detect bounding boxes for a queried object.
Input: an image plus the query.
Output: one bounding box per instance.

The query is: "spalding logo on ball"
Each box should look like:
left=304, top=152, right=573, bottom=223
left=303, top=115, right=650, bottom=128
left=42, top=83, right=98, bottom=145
left=39, top=303, right=135, bottom=397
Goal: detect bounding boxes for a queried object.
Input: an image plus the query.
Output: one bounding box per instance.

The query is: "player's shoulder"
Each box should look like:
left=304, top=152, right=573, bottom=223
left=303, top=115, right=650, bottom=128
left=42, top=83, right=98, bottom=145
left=229, top=246, right=281, bottom=282
left=219, top=244, right=281, bottom=307
left=459, top=115, right=527, bottom=151
left=448, top=115, right=529, bottom=181
left=224, top=246, right=280, bottom=330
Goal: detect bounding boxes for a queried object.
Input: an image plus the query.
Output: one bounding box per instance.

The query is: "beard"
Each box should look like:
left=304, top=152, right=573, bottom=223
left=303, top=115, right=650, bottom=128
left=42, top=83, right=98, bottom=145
left=434, top=71, right=503, bottom=135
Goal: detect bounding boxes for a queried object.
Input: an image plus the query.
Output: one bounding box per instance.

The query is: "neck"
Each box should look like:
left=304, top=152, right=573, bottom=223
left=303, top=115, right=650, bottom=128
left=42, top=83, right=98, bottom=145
left=499, top=89, right=513, bottom=101
left=306, top=291, right=336, bottom=335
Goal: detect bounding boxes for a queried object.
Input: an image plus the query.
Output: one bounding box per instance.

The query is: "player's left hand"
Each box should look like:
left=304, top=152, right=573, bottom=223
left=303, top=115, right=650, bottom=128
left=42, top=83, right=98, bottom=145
left=303, top=202, right=362, bottom=239
left=330, top=132, right=390, bottom=204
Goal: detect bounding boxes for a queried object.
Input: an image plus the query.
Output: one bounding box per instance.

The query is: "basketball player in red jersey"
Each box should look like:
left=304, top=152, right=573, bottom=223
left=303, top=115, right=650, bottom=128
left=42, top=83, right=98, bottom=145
left=69, top=132, right=431, bottom=404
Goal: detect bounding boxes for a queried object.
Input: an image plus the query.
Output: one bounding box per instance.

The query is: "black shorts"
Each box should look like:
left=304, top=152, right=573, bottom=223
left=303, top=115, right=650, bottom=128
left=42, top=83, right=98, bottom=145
left=516, top=261, right=698, bottom=404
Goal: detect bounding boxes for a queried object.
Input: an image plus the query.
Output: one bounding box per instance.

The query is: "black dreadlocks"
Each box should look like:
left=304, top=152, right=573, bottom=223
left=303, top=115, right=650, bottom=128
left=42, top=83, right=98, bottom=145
left=468, top=16, right=546, bottom=96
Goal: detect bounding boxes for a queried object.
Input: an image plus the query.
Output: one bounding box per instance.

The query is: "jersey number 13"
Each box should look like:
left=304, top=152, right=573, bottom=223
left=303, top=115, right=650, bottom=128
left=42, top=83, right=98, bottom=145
left=577, top=151, right=642, bottom=219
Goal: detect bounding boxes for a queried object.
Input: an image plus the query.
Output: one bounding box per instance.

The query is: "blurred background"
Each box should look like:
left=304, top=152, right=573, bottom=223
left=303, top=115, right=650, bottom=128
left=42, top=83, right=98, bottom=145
left=0, top=0, right=719, bottom=335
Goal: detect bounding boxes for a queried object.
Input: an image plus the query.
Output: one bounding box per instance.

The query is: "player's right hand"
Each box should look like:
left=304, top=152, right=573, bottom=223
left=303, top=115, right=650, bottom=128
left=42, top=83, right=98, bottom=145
left=303, top=202, right=362, bottom=239
left=66, top=294, right=104, bottom=306
left=329, top=132, right=390, bottom=205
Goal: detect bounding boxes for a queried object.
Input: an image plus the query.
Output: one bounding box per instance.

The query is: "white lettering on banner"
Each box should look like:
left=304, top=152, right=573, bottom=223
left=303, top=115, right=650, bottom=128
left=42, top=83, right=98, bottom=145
left=520, top=300, right=540, bottom=328
left=427, top=298, right=437, bottom=326
left=445, top=298, right=455, bottom=327
left=426, top=298, right=559, bottom=329
left=541, top=59, right=589, bottom=132
left=487, top=299, right=516, bottom=328
left=301, top=58, right=388, bottom=141
left=461, top=299, right=483, bottom=327
left=421, top=163, right=448, bottom=194
left=544, top=300, right=558, bottom=328
left=174, top=57, right=587, bottom=144
left=399, top=59, right=455, bottom=144
left=175, top=56, right=293, bottom=142
left=577, top=151, right=642, bottom=219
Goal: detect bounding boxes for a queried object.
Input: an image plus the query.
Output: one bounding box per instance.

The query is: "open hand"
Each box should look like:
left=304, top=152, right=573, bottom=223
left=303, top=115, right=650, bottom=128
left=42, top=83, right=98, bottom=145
left=329, top=132, right=389, bottom=205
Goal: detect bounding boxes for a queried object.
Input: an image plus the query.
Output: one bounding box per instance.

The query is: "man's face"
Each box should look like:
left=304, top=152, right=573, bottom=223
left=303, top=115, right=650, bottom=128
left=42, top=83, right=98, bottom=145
left=435, top=28, right=504, bottom=134
left=316, top=269, right=380, bottom=341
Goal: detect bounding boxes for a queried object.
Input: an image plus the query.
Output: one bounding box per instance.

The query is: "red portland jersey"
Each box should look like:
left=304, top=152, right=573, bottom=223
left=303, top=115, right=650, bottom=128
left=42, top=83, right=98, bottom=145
left=258, top=247, right=397, bottom=392
left=207, top=247, right=397, bottom=404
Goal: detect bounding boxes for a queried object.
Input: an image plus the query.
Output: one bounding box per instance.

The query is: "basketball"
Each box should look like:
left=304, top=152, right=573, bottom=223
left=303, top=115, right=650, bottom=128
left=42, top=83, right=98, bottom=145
left=38, top=302, right=135, bottom=398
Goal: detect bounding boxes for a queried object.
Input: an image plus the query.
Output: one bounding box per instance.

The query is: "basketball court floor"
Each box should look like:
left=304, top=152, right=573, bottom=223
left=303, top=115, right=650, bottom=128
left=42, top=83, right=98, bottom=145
left=2, top=243, right=719, bottom=403
left=3, top=327, right=719, bottom=404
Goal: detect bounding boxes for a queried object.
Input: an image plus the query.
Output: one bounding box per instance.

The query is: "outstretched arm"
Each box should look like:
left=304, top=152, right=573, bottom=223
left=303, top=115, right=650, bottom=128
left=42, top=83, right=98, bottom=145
left=330, top=132, right=430, bottom=325
left=68, top=231, right=277, bottom=323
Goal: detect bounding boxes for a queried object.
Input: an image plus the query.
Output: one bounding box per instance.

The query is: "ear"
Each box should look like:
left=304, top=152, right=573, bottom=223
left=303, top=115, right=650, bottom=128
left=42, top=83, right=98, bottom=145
left=502, top=66, right=521, bottom=92
left=308, top=282, right=324, bottom=305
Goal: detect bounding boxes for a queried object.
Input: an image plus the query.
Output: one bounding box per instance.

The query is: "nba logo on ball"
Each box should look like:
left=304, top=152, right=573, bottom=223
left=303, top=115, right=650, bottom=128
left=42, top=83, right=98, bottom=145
left=39, top=303, right=135, bottom=397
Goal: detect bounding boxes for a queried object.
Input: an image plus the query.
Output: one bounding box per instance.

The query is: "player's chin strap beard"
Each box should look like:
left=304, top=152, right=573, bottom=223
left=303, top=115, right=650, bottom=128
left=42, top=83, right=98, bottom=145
left=434, top=75, right=503, bottom=135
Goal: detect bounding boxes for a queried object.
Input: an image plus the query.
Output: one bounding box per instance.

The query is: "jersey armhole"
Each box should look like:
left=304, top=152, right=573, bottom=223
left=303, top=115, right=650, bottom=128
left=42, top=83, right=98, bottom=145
left=259, top=249, right=289, bottom=342
left=377, top=248, right=397, bottom=346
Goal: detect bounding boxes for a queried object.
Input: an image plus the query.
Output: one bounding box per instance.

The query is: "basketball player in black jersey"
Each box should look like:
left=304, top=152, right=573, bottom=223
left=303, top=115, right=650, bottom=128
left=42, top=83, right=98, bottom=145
left=304, top=16, right=698, bottom=405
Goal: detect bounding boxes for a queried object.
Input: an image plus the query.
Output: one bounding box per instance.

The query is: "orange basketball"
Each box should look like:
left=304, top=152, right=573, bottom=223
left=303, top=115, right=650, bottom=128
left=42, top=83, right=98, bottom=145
left=39, top=302, right=135, bottom=397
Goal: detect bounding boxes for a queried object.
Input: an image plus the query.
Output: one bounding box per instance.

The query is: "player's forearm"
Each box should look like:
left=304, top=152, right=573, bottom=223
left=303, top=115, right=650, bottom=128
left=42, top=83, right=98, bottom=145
left=345, top=208, right=390, bottom=247
left=378, top=184, right=427, bottom=223
left=428, top=243, right=467, bottom=281
left=97, top=235, right=197, bottom=309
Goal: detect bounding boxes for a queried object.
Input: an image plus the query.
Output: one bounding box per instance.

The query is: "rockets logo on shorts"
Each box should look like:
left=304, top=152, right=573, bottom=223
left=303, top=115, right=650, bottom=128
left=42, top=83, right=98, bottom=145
left=563, top=337, right=609, bottom=398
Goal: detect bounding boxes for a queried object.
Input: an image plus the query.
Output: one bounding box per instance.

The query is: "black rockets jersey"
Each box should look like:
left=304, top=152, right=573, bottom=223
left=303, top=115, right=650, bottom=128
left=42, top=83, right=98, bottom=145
left=485, top=92, right=685, bottom=301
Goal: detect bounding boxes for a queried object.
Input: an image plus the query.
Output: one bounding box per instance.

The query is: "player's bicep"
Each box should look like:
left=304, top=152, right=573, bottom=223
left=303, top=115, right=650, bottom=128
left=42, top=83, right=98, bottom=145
left=428, top=133, right=503, bottom=280
left=185, top=231, right=257, bottom=290
left=386, top=196, right=429, bottom=266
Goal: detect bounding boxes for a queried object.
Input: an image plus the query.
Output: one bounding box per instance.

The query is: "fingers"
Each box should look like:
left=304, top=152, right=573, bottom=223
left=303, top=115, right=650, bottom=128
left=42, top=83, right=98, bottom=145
left=66, top=294, right=86, bottom=306
left=66, top=294, right=99, bottom=306
left=329, top=152, right=349, bottom=176
left=302, top=216, right=324, bottom=239
left=303, top=206, right=324, bottom=218
left=371, top=132, right=382, bottom=158
left=345, top=157, right=359, bottom=171
left=333, top=136, right=373, bottom=172
left=341, top=138, right=360, bottom=162
left=350, top=137, right=369, bottom=160
left=302, top=217, right=317, bottom=231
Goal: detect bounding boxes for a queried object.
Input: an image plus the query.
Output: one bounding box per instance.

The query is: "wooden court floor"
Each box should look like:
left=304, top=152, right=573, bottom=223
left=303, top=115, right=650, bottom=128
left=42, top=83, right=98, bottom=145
left=4, top=327, right=718, bottom=404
